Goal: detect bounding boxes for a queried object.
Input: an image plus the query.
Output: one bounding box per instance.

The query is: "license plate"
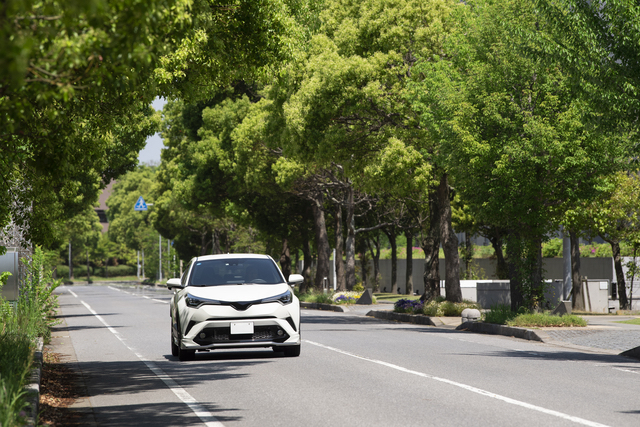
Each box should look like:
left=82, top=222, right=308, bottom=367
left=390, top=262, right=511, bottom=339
left=230, top=322, right=254, bottom=334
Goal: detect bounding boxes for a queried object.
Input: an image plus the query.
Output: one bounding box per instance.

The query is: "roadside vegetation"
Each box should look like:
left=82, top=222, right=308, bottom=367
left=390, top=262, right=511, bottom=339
left=483, top=304, right=587, bottom=327
left=297, top=284, right=377, bottom=305
left=0, top=249, right=60, bottom=426
left=392, top=299, right=587, bottom=327
left=394, top=297, right=480, bottom=317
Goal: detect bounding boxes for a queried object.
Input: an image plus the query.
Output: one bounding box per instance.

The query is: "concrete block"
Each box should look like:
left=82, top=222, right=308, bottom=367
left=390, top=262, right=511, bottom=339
left=356, top=288, right=374, bottom=305
left=552, top=301, right=572, bottom=316
left=461, top=308, right=481, bottom=321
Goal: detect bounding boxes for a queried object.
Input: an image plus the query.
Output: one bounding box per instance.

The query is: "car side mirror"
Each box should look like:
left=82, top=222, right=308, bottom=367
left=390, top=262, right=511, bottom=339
left=166, top=278, right=183, bottom=290
left=287, top=274, right=304, bottom=288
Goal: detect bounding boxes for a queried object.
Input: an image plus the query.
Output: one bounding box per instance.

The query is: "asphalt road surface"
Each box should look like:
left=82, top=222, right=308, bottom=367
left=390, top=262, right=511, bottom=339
left=54, top=283, right=640, bottom=427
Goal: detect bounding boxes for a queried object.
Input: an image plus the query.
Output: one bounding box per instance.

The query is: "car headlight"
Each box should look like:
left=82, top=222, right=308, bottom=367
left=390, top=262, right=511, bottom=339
left=261, top=289, right=293, bottom=305
left=185, top=293, right=222, bottom=308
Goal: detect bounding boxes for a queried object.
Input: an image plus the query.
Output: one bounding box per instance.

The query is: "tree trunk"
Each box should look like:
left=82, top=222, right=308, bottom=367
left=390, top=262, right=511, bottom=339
left=212, top=230, right=222, bottom=255
left=366, top=235, right=381, bottom=291
left=345, top=186, right=356, bottom=290
left=279, top=239, right=291, bottom=279
left=506, top=234, right=524, bottom=311
left=300, top=228, right=313, bottom=294
left=608, top=239, right=629, bottom=310
left=69, top=242, right=74, bottom=280
left=570, top=230, right=585, bottom=311
left=383, top=227, right=398, bottom=293
left=334, top=203, right=346, bottom=291
left=420, top=193, right=440, bottom=301
left=532, top=237, right=544, bottom=309
left=489, top=232, right=508, bottom=280
left=360, top=251, right=367, bottom=287
left=312, top=195, right=331, bottom=291
left=86, top=249, right=90, bottom=283
left=464, top=233, right=473, bottom=279
left=437, top=173, right=462, bottom=302
left=405, top=230, right=413, bottom=295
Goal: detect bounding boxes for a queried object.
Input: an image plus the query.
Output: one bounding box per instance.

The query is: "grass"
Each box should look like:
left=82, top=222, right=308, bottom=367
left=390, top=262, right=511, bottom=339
left=374, top=293, right=420, bottom=303
left=484, top=304, right=587, bottom=327
left=393, top=296, right=481, bottom=317
left=615, top=318, right=640, bottom=325
left=297, top=290, right=377, bottom=305
left=0, top=248, right=60, bottom=426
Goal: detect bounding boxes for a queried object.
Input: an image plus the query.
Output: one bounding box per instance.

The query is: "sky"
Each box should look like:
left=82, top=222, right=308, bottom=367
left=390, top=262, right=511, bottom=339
left=137, top=98, right=168, bottom=165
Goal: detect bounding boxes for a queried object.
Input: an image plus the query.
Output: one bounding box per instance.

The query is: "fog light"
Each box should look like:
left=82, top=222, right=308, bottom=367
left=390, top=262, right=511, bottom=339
left=199, top=332, right=206, bottom=339
left=277, top=329, right=284, bottom=336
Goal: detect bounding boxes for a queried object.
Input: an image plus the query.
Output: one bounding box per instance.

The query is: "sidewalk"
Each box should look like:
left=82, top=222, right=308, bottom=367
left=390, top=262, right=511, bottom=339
left=322, top=302, right=640, bottom=357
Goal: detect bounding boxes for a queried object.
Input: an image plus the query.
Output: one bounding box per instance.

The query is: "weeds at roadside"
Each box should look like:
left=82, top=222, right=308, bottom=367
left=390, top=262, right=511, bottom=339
left=484, top=304, right=587, bottom=327
left=394, top=297, right=480, bottom=317
left=0, top=247, right=61, bottom=425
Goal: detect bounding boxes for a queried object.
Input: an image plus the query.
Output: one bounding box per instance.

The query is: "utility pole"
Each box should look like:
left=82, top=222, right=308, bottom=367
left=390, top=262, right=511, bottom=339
left=158, top=234, right=163, bottom=282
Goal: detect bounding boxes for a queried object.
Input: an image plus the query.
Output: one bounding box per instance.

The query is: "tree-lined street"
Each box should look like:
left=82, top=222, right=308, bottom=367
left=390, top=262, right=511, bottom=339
left=52, top=283, right=640, bottom=427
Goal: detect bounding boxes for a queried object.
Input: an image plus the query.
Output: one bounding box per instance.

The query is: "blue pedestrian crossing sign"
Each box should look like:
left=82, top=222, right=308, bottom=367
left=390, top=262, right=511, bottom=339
left=134, top=196, right=148, bottom=211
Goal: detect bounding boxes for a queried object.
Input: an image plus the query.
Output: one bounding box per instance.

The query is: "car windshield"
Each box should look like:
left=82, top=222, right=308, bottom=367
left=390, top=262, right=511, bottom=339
left=188, top=258, right=284, bottom=286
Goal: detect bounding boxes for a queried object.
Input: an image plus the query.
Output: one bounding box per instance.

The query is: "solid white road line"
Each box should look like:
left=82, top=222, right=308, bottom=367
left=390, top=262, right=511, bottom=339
left=304, top=339, right=611, bottom=427
left=67, top=290, right=223, bottom=427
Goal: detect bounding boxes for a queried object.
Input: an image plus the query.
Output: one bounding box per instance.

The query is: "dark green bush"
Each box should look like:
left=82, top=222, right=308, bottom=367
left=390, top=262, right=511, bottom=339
left=56, top=264, right=136, bottom=278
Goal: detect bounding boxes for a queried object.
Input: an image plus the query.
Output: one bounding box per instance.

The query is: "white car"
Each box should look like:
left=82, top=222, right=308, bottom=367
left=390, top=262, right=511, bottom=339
left=167, top=254, right=303, bottom=361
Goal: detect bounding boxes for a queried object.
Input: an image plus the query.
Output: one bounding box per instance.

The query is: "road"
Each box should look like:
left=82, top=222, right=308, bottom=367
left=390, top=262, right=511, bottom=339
left=53, top=283, right=640, bottom=427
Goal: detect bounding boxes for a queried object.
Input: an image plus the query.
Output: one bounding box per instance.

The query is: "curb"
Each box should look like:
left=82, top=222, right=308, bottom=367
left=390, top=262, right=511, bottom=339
left=366, top=310, right=437, bottom=326
left=365, top=310, right=541, bottom=340
left=26, top=337, right=44, bottom=427
left=300, top=302, right=348, bottom=312
left=455, top=321, right=543, bottom=342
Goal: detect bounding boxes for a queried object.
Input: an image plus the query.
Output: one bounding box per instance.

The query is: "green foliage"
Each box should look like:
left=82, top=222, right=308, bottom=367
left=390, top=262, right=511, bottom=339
left=483, top=304, right=519, bottom=325
left=0, top=247, right=60, bottom=425
left=484, top=304, right=587, bottom=327
left=0, top=331, right=32, bottom=427
left=296, top=291, right=334, bottom=304
left=394, top=297, right=479, bottom=316
left=507, top=313, right=587, bottom=328
left=422, top=300, right=480, bottom=317
left=542, top=239, right=563, bottom=258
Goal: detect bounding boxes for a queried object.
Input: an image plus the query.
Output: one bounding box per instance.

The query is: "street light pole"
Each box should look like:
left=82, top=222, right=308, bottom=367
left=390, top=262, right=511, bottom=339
left=159, top=233, right=163, bottom=282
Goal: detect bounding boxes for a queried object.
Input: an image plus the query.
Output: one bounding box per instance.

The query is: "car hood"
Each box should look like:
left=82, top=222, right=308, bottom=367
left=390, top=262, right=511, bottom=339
left=184, top=283, right=291, bottom=302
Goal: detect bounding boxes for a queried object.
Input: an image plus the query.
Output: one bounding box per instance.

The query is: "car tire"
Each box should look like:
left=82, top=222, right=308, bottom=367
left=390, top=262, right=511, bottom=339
left=174, top=315, right=195, bottom=361
left=179, top=346, right=196, bottom=361
left=283, top=345, right=301, bottom=357
left=171, top=319, right=179, bottom=357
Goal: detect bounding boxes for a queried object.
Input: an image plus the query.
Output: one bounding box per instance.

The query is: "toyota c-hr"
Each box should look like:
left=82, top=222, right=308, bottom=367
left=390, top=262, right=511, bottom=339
left=167, top=254, right=302, bottom=361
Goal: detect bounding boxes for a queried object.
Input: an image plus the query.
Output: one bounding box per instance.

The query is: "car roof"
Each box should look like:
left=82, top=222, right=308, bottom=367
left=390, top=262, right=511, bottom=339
left=193, top=254, right=272, bottom=262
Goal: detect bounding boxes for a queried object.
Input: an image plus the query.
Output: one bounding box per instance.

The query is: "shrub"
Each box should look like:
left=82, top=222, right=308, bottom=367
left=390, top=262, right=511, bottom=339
left=419, top=299, right=480, bottom=317
left=507, top=313, right=587, bottom=327
left=484, top=304, right=518, bottom=325
left=394, top=298, right=424, bottom=313
left=542, top=239, right=563, bottom=258
left=0, top=247, right=60, bottom=425
left=296, top=291, right=334, bottom=304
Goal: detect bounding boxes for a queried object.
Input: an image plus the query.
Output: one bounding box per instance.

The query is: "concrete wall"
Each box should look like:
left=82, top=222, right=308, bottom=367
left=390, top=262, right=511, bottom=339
left=372, top=258, right=614, bottom=295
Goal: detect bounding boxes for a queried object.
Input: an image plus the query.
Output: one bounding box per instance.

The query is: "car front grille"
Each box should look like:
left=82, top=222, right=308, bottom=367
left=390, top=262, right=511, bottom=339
left=194, top=325, right=289, bottom=345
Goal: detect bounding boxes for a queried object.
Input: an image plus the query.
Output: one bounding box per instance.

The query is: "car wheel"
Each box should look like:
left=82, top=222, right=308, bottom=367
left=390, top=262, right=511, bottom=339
left=174, top=315, right=195, bottom=361
left=283, top=345, right=301, bottom=357
left=171, top=318, right=179, bottom=357
left=179, top=346, right=196, bottom=361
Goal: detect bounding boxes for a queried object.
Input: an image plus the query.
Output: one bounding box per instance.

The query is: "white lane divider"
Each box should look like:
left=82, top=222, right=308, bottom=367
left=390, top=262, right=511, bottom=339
left=69, top=291, right=223, bottom=427
left=304, top=339, right=610, bottom=427
left=108, top=286, right=169, bottom=304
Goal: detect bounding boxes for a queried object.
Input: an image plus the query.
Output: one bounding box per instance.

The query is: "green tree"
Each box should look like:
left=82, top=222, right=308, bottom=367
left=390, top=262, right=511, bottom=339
left=409, top=0, right=624, bottom=309
left=59, top=208, right=102, bottom=280
left=580, top=172, right=640, bottom=310
left=1, top=0, right=307, bottom=249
